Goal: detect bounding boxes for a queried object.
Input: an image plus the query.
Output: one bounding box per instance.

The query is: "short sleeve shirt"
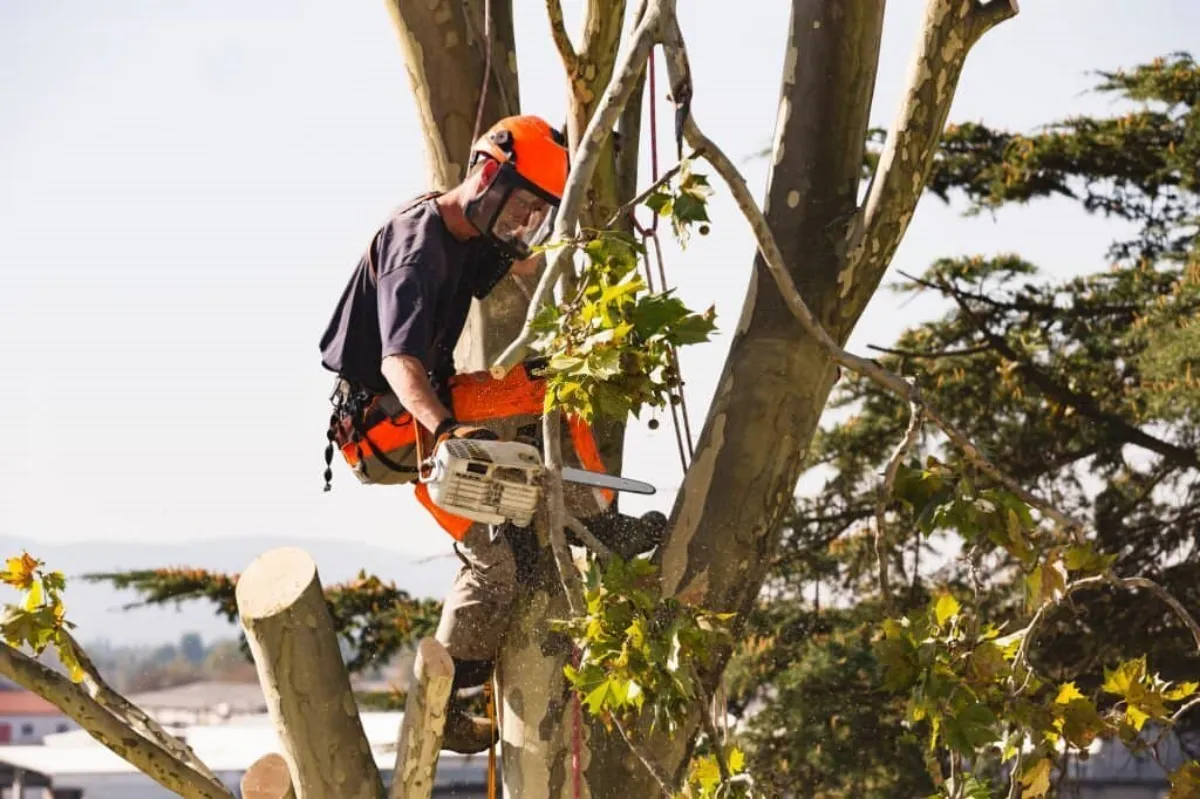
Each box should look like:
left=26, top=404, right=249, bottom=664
left=319, top=196, right=503, bottom=399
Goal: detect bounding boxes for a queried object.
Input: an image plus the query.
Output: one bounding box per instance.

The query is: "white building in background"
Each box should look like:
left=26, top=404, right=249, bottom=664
left=0, top=711, right=491, bottom=798
left=0, top=692, right=77, bottom=746
left=125, top=681, right=268, bottom=727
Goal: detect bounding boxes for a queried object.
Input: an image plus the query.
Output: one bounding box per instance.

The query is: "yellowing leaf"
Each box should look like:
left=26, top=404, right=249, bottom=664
left=2, top=553, right=39, bottom=591
left=1164, top=681, right=1199, bottom=702
left=1055, top=681, right=1084, bottom=705
left=1102, top=657, right=1147, bottom=698
left=1026, top=557, right=1067, bottom=610
left=1168, top=762, right=1200, bottom=798
left=23, top=579, right=44, bottom=612
left=727, top=747, right=745, bottom=775
left=1060, top=698, right=1109, bottom=749
left=1125, top=703, right=1151, bottom=731
left=691, top=756, right=721, bottom=793
left=1021, top=758, right=1052, bottom=798
left=935, top=592, right=961, bottom=627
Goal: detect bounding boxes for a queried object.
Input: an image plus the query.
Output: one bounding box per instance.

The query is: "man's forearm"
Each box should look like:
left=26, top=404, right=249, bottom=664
left=380, top=354, right=453, bottom=434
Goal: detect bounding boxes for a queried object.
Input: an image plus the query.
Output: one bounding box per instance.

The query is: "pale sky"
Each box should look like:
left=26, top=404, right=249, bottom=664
left=1, top=1, right=1197, bottom=568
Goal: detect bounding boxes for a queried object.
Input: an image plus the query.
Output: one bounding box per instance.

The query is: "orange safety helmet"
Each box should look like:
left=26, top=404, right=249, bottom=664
left=465, top=115, right=570, bottom=260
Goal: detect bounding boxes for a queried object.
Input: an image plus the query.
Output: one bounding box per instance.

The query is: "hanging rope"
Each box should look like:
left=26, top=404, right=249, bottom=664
left=485, top=680, right=498, bottom=799
left=571, top=647, right=583, bottom=799
left=470, top=0, right=493, bottom=148
left=633, top=46, right=696, bottom=472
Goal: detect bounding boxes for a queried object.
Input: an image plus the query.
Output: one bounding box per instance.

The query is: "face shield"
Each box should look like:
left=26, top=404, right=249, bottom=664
left=465, top=160, right=560, bottom=261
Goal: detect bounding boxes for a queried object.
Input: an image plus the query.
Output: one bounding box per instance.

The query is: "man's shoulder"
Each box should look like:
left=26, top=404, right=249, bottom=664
left=376, top=195, right=447, bottom=269
left=383, top=193, right=441, bottom=234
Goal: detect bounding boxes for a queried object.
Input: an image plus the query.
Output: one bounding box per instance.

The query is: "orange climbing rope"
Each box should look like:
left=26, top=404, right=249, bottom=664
left=485, top=680, right=498, bottom=798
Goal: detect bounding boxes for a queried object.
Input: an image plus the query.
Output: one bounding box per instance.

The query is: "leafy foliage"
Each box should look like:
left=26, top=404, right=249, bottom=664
left=84, top=567, right=441, bottom=672
left=553, top=555, right=735, bottom=736
left=1, top=551, right=84, bottom=682
left=643, top=162, right=715, bottom=247
left=679, top=744, right=753, bottom=798
left=531, top=160, right=717, bottom=422
left=725, top=601, right=933, bottom=797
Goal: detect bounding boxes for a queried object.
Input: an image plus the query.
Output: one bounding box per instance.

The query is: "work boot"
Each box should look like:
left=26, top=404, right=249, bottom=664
left=441, top=696, right=497, bottom=754
left=574, top=509, right=668, bottom=560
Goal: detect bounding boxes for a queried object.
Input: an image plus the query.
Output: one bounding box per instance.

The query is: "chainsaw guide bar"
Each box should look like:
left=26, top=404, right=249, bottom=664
left=421, top=438, right=657, bottom=526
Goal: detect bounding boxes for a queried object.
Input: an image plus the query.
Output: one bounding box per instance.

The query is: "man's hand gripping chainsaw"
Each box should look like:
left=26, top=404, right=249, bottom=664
left=418, top=420, right=655, bottom=527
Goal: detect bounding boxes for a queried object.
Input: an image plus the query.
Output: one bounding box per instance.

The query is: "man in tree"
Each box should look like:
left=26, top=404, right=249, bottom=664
left=319, top=114, right=666, bottom=753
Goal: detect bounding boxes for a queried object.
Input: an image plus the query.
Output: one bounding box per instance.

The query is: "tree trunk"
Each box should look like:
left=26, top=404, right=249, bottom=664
left=236, top=547, right=385, bottom=799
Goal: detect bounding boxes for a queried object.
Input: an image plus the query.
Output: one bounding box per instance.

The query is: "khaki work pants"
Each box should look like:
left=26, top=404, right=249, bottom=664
left=434, top=523, right=521, bottom=666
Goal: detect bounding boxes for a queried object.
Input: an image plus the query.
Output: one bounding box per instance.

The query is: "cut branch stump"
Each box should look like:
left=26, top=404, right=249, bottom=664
left=236, top=546, right=385, bottom=799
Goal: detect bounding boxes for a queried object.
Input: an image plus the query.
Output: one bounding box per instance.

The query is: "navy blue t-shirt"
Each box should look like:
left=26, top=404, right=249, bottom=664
left=320, top=196, right=506, bottom=399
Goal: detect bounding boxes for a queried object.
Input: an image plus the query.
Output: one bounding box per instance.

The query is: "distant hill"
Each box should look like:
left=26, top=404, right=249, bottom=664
left=0, top=536, right=461, bottom=646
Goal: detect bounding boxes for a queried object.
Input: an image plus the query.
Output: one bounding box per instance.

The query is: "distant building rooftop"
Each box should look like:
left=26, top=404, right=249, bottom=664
left=0, top=691, right=65, bottom=717
left=126, top=681, right=267, bottom=714
left=0, top=711, right=490, bottom=790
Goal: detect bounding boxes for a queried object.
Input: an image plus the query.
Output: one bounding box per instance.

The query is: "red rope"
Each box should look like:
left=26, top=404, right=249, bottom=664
left=571, top=647, right=582, bottom=799
left=647, top=46, right=660, bottom=234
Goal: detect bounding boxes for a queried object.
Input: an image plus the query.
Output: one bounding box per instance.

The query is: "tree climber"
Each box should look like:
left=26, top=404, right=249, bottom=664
left=319, top=115, right=667, bottom=753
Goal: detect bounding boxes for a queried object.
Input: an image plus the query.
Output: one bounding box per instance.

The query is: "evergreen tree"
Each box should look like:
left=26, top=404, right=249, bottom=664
left=728, top=52, right=1200, bottom=792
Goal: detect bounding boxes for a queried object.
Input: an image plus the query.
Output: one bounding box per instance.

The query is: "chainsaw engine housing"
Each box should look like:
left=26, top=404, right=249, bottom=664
left=423, top=439, right=544, bottom=527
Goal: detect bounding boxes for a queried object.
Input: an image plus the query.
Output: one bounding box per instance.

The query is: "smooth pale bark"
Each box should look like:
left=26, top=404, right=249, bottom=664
left=236, top=547, right=385, bottom=799
left=391, top=637, right=456, bottom=799
left=658, top=0, right=884, bottom=622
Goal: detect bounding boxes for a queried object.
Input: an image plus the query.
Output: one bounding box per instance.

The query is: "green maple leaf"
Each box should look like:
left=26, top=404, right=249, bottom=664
left=1059, top=697, right=1109, bottom=749
left=584, top=679, right=613, bottom=716
left=943, top=702, right=998, bottom=753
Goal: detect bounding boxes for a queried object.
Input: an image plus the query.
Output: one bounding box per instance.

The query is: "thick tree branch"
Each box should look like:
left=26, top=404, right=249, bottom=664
left=839, top=0, right=1020, bottom=317
left=491, top=0, right=668, bottom=376
left=391, top=638, right=454, bottom=799
left=545, top=0, right=578, bottom=71
left=59, top=630, right=222, bottom=786
left=0, top=643, right=233, bottom=799
left=615, top=42, right=649, bottom=220
left=674, top=115, right=1086, bottom=542
left=652, top=46, right=1087, bottom=546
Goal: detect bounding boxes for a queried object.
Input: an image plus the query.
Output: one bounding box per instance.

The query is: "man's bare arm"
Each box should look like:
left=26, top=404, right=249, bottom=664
left=380, top=354, right=452, bottom=434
